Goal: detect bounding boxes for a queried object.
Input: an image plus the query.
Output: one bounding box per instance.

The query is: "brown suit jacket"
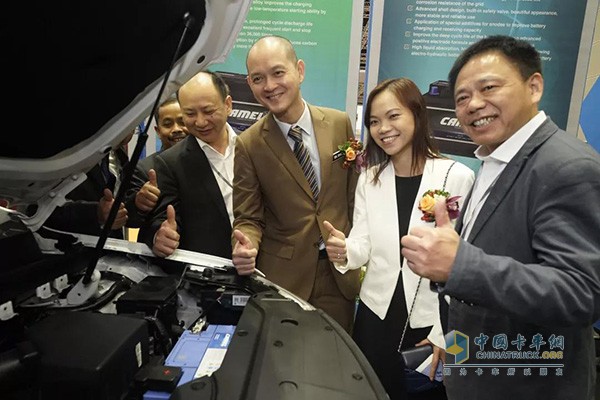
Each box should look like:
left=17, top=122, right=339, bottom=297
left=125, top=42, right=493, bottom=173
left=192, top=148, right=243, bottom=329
left=233, top=104, right=360, bottom=301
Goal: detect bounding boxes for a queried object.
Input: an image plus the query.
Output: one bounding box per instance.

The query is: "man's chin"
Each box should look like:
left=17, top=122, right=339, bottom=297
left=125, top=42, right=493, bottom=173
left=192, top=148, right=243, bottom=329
left=171, top=137, right=185, bottom=144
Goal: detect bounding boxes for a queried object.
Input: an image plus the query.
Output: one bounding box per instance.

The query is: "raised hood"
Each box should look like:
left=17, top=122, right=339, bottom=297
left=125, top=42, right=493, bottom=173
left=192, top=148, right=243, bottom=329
left=0, top=0, right=251, bottom=230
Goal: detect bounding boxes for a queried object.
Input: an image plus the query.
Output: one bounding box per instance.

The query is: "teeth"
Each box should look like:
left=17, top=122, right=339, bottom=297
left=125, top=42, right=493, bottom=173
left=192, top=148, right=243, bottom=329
left=381, top=136, right=396, bottom=143
left=473, top=117, right=494, bottom=127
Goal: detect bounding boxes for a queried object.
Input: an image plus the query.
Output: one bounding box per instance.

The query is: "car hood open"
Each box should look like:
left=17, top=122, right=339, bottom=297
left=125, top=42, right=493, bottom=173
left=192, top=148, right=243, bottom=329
left=0, top=0, right=250, bottom=231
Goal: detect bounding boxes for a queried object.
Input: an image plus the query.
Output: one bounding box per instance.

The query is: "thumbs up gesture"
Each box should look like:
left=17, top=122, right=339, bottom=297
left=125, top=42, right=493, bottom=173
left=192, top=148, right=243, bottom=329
left=232, top=229, right=258, bottom=275
left=323, top=220, right=347, bottom=263
left=98, top=188, right=128, bottom=229
left=400, top=199, right=459, bottom=282
left=152, top=205, right=180, bottom=258
left=135, top=169, right=161, bottom=212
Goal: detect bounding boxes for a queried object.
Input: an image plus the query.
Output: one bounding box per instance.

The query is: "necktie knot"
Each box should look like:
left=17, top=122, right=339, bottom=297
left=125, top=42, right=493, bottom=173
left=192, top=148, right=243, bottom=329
left=288, top=125, right=303, bottom=144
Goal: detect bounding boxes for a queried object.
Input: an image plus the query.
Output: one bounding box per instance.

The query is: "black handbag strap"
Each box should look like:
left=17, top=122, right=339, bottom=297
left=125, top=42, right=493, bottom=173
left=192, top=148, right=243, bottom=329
left=397, top=160, right=456, bottom=352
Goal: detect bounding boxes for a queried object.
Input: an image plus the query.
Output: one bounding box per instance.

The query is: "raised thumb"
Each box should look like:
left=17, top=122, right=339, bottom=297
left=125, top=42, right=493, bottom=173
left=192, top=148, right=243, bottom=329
left=148, top=169, right=158, bottom=187
left=323, top=220, right=344, bottom=239
left=233, top=229, right=252, bottom=248
left=166, top=204, right=177, bottom=227
left=434, top=197, right=451, bottom=227
left=102, top=188, right=114, bottom=201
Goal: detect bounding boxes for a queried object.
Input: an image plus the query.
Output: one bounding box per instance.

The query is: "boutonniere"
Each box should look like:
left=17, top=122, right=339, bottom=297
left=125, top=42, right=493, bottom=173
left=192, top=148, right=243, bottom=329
left=418, top=189, right=461, bottom=223
left=338, top=138, right=366, bottom=172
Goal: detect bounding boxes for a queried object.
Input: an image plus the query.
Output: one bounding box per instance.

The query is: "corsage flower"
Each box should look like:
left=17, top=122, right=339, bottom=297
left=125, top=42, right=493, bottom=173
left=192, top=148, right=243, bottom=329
left=418, top=189, right=461, bottom=223
left=339, top=138, right=366, bottom=172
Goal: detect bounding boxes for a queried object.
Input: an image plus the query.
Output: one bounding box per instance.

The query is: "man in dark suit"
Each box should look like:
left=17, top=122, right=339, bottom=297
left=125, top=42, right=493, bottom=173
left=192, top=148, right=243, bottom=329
left=401, top=35, right=600, bottom=400
left=44, top=141, right=130, bottom=238
left=231, top=35, right=360, bottom=333
left=139, top=71, right=235, bottom=260
left=125, top=96, right=188, bottom=236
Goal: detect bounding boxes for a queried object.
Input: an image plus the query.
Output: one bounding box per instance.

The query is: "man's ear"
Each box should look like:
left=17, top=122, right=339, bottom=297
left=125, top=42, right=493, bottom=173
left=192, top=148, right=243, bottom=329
left=225, top=95, right=233, bottom=115
left=528, top=72, right=544, bottom=103
left=297, top=59, right=305, bottom=84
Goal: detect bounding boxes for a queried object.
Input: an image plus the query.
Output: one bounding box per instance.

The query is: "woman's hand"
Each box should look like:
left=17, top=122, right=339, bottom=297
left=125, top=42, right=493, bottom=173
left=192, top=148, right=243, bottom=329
left=414, top=338, right=445, bottom=381
left=323, top=220, right=347, bottom=263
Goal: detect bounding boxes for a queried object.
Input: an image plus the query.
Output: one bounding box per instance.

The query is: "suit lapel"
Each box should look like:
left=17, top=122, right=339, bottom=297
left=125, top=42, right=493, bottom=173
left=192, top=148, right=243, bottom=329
left=182, top=136, right=229, bottom=220
left=89, top=162, right=109, bottom=190
left=467, top=118, right=558, bottom=242
left=311, top=105, right=334, bottom=206
left=456, top=180, right=475, bottom=234
left=262, top=113, right=317, bottom=201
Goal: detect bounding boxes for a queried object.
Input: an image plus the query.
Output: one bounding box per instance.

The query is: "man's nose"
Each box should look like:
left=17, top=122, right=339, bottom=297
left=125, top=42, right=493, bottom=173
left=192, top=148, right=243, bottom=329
left=263, top=76, right=276, bottom=91
left=467, top=92, right=486, bottom=112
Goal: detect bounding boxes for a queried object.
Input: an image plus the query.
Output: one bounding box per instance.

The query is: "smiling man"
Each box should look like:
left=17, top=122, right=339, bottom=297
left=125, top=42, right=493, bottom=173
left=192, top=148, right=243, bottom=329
left=125, top=96, right=189, bottom=232
left=138, top=71, right=237, bottom=260
left=230, top=35, right=361, bottom=333
left=155, top=97, right=188, bottom=151
left=401, top=35, right=600, bottom=400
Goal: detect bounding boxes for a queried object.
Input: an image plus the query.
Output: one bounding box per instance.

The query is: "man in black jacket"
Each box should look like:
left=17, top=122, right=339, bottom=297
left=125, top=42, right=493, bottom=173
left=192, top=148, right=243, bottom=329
left=139, top=71, right=236, bottom=260
left=125, top=96, right=188, bottom=237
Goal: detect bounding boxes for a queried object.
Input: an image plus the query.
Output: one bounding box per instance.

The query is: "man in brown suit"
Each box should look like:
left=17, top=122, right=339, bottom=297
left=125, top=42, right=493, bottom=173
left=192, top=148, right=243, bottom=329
left=231, top=35, right=360, bottom=333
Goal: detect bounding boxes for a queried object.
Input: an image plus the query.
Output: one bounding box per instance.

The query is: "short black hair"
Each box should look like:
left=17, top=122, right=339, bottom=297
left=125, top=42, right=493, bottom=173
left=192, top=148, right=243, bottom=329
left=448, top=35, right=542, bottom=92
left=205, top=70, right=230, bottom=102
left=154, top=94, right=179, bottom=124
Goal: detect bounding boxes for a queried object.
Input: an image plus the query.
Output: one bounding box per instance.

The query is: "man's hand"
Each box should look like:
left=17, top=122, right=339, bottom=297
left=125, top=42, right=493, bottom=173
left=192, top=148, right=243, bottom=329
left=98, top=188, right=128, bottom=229
left=323, top=220, right=347, bottom=263
left=135, top=169, right=161, bottom=213
left=152, top=205, right=180, bottom=258
left=232, top=229, right=257, bottom=275
left=413, top=338, right=445, bottom=381
left=401, top=200, right=460, bottom=282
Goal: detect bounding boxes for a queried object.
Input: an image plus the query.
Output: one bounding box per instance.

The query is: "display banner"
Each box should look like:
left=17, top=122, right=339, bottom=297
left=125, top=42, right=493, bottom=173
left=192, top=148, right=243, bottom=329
left=210, top=0, right=364, bottom=132
left=365, top=0, right=599, bottom=168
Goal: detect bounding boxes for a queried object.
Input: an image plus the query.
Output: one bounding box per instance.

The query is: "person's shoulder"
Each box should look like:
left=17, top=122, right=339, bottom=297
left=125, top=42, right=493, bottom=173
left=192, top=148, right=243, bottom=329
left=522, top=122, right=600, bottom=181
left=310, top=104, right=348, bottom=119
left=436, top=157, right=473, bottom=173
left=156, top=136, right=192, bottom=160
left=533, top=121, right=599, bottom=165
left=548, top=128, right=597, bottom=157
left=237, top=114, right=270, bottom=141
left=450, top=158, right=475, bottom=176
left=136, top=152, right=159, bottom=171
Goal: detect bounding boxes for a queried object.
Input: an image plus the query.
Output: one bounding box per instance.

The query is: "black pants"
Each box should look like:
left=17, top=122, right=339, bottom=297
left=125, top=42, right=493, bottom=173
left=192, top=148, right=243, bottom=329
left=353, top=277, right=448, bottom=400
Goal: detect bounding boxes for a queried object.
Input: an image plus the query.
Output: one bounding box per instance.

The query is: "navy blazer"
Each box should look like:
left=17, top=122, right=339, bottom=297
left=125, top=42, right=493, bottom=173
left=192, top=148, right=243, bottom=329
left=443, top=117, right=600, bottom=400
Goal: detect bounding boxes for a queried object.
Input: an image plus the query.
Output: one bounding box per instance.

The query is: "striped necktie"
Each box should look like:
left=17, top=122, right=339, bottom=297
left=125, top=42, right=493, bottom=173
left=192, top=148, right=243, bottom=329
left=288, top=125, right=319, bottom=201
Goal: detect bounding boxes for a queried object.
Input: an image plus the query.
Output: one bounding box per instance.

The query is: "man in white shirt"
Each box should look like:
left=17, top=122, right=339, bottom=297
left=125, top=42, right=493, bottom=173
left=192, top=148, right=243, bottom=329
left=139, top=71, right=236, bottom=259
left=401, top=35, right=600, bottom=400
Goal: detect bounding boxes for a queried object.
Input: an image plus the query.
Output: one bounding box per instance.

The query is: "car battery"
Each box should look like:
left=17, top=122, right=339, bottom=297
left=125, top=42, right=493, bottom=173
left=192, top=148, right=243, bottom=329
left=143, top=324, right=236, bottom=400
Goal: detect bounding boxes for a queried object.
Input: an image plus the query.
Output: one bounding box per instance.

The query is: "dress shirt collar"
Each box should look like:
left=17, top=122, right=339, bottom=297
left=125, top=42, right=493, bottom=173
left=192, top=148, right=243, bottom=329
left=195, top=123, right=237, bottom=156
left=473, top=111, right=546, bottom=164
left=273, top=100, right=312, bottom=137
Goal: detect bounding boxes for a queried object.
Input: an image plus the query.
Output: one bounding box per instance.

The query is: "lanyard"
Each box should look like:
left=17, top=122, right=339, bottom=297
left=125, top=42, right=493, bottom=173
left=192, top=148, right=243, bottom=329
left=207, top=159, right=233, bottom=189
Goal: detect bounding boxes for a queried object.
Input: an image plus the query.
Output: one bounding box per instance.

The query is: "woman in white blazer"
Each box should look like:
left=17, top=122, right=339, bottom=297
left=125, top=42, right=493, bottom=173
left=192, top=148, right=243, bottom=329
left=324, top=78, right=474, bottom=399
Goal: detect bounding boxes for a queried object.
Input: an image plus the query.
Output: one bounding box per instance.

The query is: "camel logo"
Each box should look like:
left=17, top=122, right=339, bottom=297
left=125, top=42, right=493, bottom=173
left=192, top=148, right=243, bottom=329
left=446, top=330, right=469, bottom=364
